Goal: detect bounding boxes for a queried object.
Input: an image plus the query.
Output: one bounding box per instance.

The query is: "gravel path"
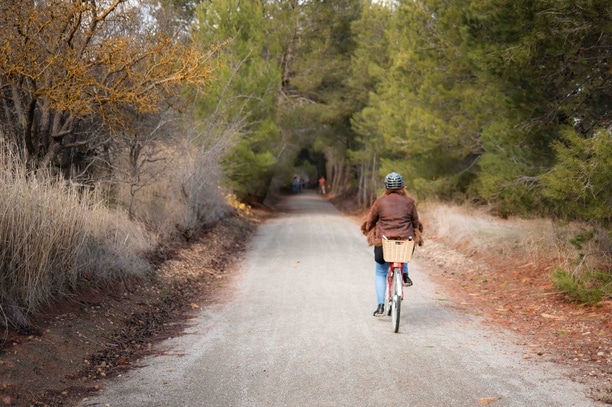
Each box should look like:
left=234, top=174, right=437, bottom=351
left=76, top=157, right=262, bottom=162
left=81, top=192, right=602, bottom=406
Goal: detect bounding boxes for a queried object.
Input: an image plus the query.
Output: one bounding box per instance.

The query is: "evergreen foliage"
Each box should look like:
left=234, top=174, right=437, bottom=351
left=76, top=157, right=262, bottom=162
left=344, top=0, right=610, bottom=229
left=187, top=0, right=610, bottom=233
left=541, top=128, right=612, bottom=227
left=193, top=0, right=282, bottom=203
left=552, top=267, right=612, bottom=306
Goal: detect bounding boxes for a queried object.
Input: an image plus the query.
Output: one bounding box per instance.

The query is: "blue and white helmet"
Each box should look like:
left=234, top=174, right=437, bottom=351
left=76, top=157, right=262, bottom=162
left=384, top=172, right=404, bottom=190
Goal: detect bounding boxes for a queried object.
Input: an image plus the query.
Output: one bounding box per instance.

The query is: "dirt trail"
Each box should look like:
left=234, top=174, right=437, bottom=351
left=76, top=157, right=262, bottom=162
left=80, top=192, right=604, bottom=406
left=0, top=193, right=609, bottom=406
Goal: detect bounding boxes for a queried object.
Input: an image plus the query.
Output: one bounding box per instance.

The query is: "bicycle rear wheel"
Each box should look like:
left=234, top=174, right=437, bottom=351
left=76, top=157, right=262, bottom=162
left=391, top=294, right=401, bottom=333
left=391, top=267, right=402, bottom=332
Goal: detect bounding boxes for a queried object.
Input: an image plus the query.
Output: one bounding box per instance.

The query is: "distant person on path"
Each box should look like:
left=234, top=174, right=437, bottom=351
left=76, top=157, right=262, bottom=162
left=318, top=176, right=326, bottom=194
left=292, top=176, right=300, bottom=193
left=361, top=172, right=423, bottom=317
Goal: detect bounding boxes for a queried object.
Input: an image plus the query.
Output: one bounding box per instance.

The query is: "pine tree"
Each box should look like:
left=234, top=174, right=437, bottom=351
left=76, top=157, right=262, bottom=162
left=193, top=0, right=282, bottom=202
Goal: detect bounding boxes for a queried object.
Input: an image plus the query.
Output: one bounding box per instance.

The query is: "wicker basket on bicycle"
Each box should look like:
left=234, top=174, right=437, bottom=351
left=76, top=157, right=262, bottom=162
left=382, top=238, right=415, bottom=263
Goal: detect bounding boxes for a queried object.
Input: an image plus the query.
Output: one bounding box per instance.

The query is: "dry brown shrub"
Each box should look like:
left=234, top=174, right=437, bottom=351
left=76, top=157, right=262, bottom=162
left=109, top=117, right=237, bottom=241
left=421, top=202, right=607, bottom=274
left=0, top=149, right=154, bottom=329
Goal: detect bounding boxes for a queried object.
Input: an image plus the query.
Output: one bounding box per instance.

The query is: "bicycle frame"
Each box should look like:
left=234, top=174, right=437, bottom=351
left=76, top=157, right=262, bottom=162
left=387, top=261, right=405, bottom=300
left=384, top=260, right=406, bottom=332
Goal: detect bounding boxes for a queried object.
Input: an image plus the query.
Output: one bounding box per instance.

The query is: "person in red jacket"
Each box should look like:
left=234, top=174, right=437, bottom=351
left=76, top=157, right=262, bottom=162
left=362, top=172, right=423, bottom=316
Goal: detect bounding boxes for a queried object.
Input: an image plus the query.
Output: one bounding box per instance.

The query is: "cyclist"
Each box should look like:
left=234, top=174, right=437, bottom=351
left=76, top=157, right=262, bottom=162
left=361, top=172, right=423, bottom=317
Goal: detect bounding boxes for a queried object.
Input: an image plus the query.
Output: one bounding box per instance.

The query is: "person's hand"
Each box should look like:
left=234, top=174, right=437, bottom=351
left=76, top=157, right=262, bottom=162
left=414, top=229, right=424, bottom=246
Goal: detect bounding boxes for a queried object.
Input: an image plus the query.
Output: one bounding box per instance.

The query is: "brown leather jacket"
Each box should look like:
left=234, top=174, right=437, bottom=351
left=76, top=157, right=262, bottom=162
left=361, top=189, right=422, bottom=247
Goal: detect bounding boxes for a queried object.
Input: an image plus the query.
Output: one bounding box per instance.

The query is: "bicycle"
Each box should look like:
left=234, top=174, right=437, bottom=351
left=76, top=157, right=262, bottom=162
left=382, top=237, right=415, bottom=333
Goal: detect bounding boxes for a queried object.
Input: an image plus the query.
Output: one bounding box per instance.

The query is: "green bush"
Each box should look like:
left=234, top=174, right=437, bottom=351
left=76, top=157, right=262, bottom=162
left=552, top=267, right=612, bottom=306
left=542, top=128, right=612, bottom=228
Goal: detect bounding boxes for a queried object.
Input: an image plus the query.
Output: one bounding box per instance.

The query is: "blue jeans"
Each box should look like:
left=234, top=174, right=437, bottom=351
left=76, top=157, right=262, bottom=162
left=375, top=262, right=408, bottom=304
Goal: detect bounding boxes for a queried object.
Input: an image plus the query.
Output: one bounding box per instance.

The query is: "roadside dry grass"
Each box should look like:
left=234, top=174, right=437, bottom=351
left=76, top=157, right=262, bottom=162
left=424, top=202, right=609, bottom=277
left=0, top=209, right=260, bottom=406
left=0, top=152, right=154, bottom=332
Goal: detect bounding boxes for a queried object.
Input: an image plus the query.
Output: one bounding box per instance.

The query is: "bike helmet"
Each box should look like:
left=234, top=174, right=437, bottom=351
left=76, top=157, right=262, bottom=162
left=384, top=172, right=404, bottom=190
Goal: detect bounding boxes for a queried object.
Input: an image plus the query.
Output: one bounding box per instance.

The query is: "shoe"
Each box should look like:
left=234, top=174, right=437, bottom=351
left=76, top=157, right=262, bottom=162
left=403, top=274, right=413, bottom=286
left=373, top=304, right=384, bottom=316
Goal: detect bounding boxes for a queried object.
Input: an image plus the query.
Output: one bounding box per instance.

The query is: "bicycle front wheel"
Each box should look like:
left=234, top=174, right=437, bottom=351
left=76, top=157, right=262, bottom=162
left=384, top=280, right=391, bottom=317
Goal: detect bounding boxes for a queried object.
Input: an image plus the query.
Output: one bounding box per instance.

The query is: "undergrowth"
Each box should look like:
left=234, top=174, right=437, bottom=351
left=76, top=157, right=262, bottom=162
left=552, top=268, right=612, bottom=305
left=0, top=122, right=234, bottom=331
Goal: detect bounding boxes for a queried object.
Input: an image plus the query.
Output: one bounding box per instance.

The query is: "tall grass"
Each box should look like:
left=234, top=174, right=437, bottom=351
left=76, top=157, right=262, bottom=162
left=422, top=202, right=611, bottom=304
left=423, top=203, right=560, bottom=262
left=0, top=151, right=154, bottom=329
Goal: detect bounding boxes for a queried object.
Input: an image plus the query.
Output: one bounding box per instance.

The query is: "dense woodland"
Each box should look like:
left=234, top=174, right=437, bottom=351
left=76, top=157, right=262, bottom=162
left=193, top=0, right=611, bottom=226
left=0, top=0, right=610, bottom=326
left=2, top=0, right=610, bottom=220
